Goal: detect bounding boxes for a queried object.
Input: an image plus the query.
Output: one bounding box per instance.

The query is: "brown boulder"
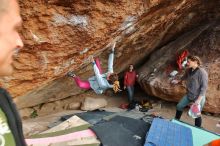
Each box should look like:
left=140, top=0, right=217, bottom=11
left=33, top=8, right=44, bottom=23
left=138, top=23, right=220, bottom=113
left=81, top=97, right=107, bottom=111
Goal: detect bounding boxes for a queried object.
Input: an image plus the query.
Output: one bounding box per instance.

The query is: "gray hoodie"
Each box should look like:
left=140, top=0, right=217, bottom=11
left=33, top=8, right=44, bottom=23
left=182, top=67, right=208, bottom=101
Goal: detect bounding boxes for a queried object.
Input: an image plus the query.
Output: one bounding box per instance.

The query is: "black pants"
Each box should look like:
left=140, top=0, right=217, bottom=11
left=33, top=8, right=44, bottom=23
left=175, top=110, right=202, bottom=127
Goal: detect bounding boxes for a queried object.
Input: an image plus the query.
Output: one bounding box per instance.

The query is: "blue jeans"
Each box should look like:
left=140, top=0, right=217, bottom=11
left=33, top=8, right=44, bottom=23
left=126, top=86, right=134, bottom=103
left=176, top=95, right=206, bottom=111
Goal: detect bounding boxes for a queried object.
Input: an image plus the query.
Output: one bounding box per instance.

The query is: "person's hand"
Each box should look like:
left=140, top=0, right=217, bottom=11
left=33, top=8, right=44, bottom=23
left=195, top=98, right=201, bottom=105
left=124, top=86, right=126, bottom=90
left=89, top=55, right=94, bottom=63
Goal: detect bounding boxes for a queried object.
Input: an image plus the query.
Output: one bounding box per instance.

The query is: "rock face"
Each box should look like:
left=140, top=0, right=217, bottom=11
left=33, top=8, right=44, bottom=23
left=81, top=97, right=107, bottom=111
left=9, top=0, right=147, bottom=98
left=1, top=0, right=219, bottom=113
left=138, top=22, right=220, bottom=113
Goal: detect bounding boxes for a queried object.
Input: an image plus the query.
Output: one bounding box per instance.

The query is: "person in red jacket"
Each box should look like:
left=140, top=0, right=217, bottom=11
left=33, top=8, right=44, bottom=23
left=124, top=64, right=138, bottom=103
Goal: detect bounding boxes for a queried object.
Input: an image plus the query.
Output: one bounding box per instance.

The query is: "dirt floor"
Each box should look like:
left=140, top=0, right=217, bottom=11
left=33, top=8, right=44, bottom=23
left=114, top=88, right=220, bottom=134
left=23, top=87, right=220, bottom=137
left=105, top=89, right=220, bottom=134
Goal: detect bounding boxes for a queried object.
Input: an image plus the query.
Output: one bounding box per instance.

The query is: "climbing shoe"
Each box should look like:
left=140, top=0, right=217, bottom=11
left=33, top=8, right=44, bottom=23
left=67, top=71, right=76, bottom=77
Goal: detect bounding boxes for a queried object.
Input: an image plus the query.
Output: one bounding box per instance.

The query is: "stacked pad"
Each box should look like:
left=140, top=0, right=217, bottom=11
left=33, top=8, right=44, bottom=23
left=26, top=115, right=100, bottom=146
left=61, top=110, right=114, bottom=125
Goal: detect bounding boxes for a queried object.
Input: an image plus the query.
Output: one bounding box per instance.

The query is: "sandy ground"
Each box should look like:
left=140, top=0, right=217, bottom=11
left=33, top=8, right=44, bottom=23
left=23, top=88, right=220, bottom=137
left=108, top=90, right=220, bottom=134
left=115, top=89, right=220, bottom=134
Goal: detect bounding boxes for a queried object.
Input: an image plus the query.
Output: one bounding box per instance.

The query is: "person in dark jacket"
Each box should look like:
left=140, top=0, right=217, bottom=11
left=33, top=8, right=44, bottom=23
left=172, top=55, right=208, bottom=127
left=124, top=64, right=138, bottom=103
left=0, top=0, right=26, bottom=145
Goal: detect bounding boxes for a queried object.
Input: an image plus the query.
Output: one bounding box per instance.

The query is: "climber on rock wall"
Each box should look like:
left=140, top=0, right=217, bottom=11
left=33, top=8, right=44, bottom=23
left=67, top=42, right=121, bottom=94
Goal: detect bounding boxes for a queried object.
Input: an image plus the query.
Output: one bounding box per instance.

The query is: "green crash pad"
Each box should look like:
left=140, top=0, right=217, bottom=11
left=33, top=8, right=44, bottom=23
left=172, top=119, right=220, bottom=146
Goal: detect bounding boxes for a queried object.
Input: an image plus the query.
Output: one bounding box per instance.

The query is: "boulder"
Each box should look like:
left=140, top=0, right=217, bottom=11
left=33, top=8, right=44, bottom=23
left=138, top=23, right=220, bottom=113
left=81, top=97, right=107, bottom=111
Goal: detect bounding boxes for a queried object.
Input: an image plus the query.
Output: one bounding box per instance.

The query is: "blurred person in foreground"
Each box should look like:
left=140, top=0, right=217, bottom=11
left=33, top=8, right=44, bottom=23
left=0, top=0, right=26, bottom=145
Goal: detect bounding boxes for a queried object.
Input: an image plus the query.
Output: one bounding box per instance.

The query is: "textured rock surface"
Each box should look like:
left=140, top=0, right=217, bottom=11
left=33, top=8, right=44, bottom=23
left=138, top=22, right=220, bottom=113
left=0, top=0, right=219, bottom=113
left=9, top=0, right=148, bottom=97
left=81, top=97, right=107, bottom=111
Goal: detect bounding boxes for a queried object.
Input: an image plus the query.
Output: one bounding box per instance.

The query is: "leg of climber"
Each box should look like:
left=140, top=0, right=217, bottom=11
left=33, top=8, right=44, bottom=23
left=95, top=58, right=103, bottom=74
left=107, top=42, right=116, bottom=73
left=92, top=60, right=106, bottom=88
left=73, top=76, right=91, bottom=89
left=67, top=71, right=91, bottom=89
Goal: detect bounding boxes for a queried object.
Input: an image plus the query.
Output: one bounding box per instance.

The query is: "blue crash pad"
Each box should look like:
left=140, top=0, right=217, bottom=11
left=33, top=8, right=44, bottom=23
left=144, top=118, right=193, bottom=146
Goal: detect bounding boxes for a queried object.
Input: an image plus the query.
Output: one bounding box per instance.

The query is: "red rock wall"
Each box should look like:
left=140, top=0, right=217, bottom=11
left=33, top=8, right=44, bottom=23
left=5, top=0, right=147, bottom=97
left=1, top=0, right=219, bottom=113
left=138, top=23, right=220, bottom=113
